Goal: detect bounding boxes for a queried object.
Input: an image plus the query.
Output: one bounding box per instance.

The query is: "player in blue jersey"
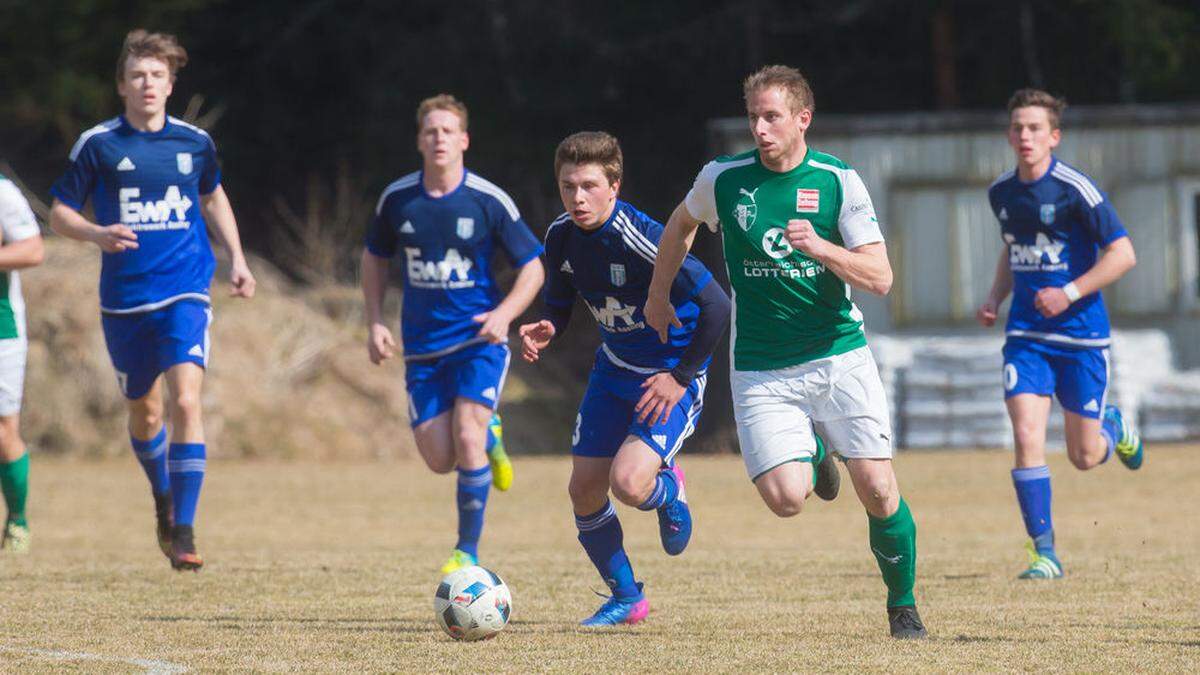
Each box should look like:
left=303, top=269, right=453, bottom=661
left=977, top=89, right=1142, bottom=580
left=361, top=94, right=544, bottom=574
left=518, top=132, right=731, bottom=626
left=48, top=30, right=256, bottom=570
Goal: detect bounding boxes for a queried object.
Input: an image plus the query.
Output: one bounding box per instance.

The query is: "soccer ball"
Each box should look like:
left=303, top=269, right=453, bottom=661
left=433, top=565, right=513, bottom=641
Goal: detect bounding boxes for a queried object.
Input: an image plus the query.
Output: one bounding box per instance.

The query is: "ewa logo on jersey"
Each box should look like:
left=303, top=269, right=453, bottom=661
left=586, top=296, right=643, bottom=333
left=404, top=247, right=475, bottom=289
left=118, top=186, right=192, bottom=231
left=1004, top=232, right=1067, bottom=272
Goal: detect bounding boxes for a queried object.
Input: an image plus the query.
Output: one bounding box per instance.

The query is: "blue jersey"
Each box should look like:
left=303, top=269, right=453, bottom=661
left=543, top=201, right=714, bottom=373
left=365, top=169, right=542, bottom=358
left=988, top=157, right=1127, bottom=348
left=50, top=116, right=221, bottom=313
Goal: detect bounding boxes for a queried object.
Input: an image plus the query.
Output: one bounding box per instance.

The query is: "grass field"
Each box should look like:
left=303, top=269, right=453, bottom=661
left=1, top=447, right=1198, bottom=673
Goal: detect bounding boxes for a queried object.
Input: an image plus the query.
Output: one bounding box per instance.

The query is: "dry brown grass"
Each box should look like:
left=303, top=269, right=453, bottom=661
left=1, top=448, right=1197, bottom=672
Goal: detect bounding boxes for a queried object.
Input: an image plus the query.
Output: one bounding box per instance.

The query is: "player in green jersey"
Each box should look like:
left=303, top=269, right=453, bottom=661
left=646, top=65, right=926, bottom=639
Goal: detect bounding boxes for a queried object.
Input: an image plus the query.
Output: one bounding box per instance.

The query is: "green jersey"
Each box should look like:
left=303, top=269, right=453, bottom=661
left=0, top=176, right=39, bottom=340
left=684, top=148, right=882, bottom=371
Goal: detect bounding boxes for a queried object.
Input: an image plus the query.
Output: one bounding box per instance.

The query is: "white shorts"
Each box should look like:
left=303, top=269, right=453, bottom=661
left=732, top=345, right=893, bottom=481
left=0, top=338, right=27, bottom=417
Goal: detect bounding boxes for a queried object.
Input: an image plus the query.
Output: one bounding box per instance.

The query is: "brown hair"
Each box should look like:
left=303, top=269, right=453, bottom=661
left=554, top=131, right=623, bottom=185
left=416, top=94, right=469, bottom=132
left=115, top=29, right=188, bottom=81
left=1007, top=88, right=1067, bottom=129
left=743, top=65, right=815, bottom=114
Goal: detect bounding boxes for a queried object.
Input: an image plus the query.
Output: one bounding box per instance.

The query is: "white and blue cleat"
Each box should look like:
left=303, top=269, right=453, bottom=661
left=1104, top=404, right=1144, bottom=470
left=581, top=583, right=649, bottom=626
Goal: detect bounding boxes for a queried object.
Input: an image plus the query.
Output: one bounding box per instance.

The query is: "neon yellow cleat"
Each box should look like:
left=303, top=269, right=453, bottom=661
left=487, top=414, right=513, bottom=492
left=1017, top=541, right=1062, bottom=579
left=1, top=520, right=30, bottom=554
left=440, top=548, right=477, bottom=575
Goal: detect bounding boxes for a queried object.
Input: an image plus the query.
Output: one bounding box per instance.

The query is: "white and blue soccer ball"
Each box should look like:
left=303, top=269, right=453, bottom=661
left=433, top=565, right=513, bottom=641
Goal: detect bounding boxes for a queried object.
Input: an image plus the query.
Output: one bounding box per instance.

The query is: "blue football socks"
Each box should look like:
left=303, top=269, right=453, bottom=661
left=636, top=468, right=679, bottom=511
left=455, top=465, right=492, bottom=558
left=168, top=443, right=206, bottom=526
left=576, top=501, right=641, bottom=601
left=1012, top=465, right=1056, bottom=557
left=131, top=428, right=170, bottom=496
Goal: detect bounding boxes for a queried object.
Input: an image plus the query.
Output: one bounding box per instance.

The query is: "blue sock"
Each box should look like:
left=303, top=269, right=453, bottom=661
left=1012, top=465, right=1055, bottom=557
left=168, top=443, right=206, bottom=526
left=455, top=465, right=491, bottom=558
left=1099, top=418, right=1118, bottom=464
left=130, top=428, right=170, bottom=496
left=576, top=501, right=641, bottom=601
left=636, top=468, right=679, bottom=511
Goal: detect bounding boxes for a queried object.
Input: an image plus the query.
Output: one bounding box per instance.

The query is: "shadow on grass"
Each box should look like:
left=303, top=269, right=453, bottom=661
left=141, top=614, right=598, bottom=638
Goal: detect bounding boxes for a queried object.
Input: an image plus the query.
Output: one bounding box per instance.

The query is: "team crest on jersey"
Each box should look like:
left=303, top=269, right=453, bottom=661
left=610, top=263, right=626, bottom=286
left=796, top=188, right=820, bottom=213
left=734, top=187, right=759, bottom=231
left=456, top=217, right=474, bottom=239
left=1040, top=204, right=1056, bottom=225
left=176, top=152, right=192, bottom=175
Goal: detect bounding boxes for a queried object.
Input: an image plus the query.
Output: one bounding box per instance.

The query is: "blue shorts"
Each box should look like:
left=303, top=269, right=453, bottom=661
left=404, top=341, right=511, bottom=427
left=101, top=300, right=211, bottom=400
left=572, top=354, right=707, bottom=465
left=1002, top=338, right=1109, bottom=418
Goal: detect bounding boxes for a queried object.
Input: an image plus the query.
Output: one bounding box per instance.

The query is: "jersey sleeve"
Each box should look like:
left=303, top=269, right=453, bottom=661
left=489, top=199, right=543, bottom=267
left=1080, top=195, right=1127, bottom=246
left=363, top=194, right=398, bottom=258
left=49, top=138, right=99, bottom=211
left=837, top=168, right=883, bottom=249
left=684, top=161, right=721, bottom=232
left=0, top=182, right=40, bottom=243
left=635, top=213, right=713, bottom=304
left=199, top=135, right=221, bottom=195
left=541, top=223, right=575, bottom=309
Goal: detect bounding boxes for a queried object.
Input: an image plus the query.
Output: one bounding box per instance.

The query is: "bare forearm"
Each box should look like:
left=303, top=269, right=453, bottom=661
left=0, top=236, right=44, bottom=270
left=987, top=248, right=1013, bottom=303
left=360, top=250, right=390, bottom=325
left=814, top=242, right=893, bottom=296
left=48, top=201, right=102, bottom=243
left=1072, top=237, right=1136, bottom=296
left=201, top=189, right=247, bottom=263
left=649, top=202, right=700, bottom=300
left=494, top=258, right=545, bottom=320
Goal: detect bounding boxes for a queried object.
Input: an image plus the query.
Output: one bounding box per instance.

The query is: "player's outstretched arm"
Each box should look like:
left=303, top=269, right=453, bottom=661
left=201, top=186, right=255, bottom=298
left=0, top=236, right=44, bottom=271
left=361, top=249, right=396, bottom=365
left=646, top=201, right=702, bottom=343
left=785, top=219, right=892, bottom=295
left=977, top=247, right=1012, bottom=327
left=1034, top=236, right=1136, bottom=318
left=48, top=199, right=139, bottom=253
left=474, top=257, right=545, bottom=344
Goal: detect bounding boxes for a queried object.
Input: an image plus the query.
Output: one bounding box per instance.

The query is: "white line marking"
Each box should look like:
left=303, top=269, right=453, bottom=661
left=1, top=646, right=188, bottom=673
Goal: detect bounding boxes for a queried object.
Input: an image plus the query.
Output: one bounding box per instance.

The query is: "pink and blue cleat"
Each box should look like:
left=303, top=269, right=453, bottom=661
left=657, top=464, right=692, bottom=556
left=581, top=583, right=649, bottom=627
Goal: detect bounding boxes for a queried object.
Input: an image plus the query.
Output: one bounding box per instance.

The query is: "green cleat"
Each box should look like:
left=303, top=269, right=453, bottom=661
left=1, top=520, right=30, bottom=554
left=487, top=414, right=513, bottom=492
left=1017, top=542, right=1063, bottom=579
left=439, top=548, right=477, bottom=575
left=1104, top=405, right=1143, bottom=470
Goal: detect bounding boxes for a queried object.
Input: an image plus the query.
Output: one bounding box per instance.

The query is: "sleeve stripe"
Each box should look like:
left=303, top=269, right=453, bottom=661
left=544, top=212, right=571, bottom=244
left=167, top=116, right=216, bottom=150
left=465, top=173, right=520, bottom=221
left=1051, top=165, right=1103, bottom=207
left=989, top=169, right=1015, bottom=188
left=613, top=212, right=657, bottom=264
left=374, top=172, right=421, bottom=215
left=68, top=117, right=121, bottom=162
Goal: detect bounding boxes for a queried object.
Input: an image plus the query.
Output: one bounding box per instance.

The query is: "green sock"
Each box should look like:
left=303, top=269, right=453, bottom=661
left=810, top=433, right=827, bottom=489
left=868, top=496, right=916, bottom=607
left=0, top=452, right=29, bottom=527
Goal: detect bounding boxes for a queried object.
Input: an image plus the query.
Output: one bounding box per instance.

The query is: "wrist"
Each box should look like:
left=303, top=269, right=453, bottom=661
left=1062, top=282, right=1082, bottom=303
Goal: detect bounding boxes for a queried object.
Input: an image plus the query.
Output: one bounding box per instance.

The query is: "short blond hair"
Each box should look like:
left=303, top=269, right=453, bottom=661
left=554, top=132, right=623, bottom=185
left=743, top=65, right=815, bottom=114
left=416, top=94, right=469, bottom=132
left=1007, top=88, right=1067, bottom=129
left=116, top=29, right=188, bottom=81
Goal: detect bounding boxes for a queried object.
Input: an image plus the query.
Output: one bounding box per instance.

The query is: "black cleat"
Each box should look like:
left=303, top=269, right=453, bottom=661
left=154, top=492, right=174, bottom=559
left=888, top=605, right=927, bottom=639
left=813, top=448, right=840, bottom=501
left=169, top=524, right=203, bottom=572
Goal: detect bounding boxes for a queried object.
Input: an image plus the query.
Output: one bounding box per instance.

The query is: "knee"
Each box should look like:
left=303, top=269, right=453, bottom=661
left=169, top=392, right=201, bottom=421
left=1068, top=452, right=1097, bottom=471
left=427, top=456, right=456, bottom=474
left=130, top=402, right=163, bottom=432
left=0, top=418, right=20, bottom=452
left=608, top=468, right=645, bottom=507
left=860, top=476, right=895, bottom=511
left=1012, top=420, right=1043, bottom=449
left=764, top=492, right=805, bottom=518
